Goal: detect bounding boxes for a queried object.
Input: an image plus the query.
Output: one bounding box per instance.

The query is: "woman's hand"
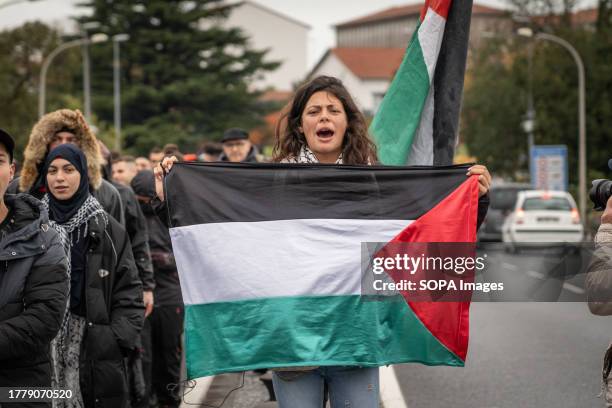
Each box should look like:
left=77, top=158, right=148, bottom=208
left=467, top=165, right=491, bottom=198
left=153, top=156, right=178, bottom=202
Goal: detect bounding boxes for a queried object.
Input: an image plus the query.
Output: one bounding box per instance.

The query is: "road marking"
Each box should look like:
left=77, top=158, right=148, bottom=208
left=380, top=365, right=409, bottom=408
left=562, top=282, right=586, bottom=295
left=502, top=262, right=518, bottom=271
left=180, top=376, right=214, bottom=408
left=526, top=270, right=545, bottom=279
left=525, top=270, right=586, bottom=295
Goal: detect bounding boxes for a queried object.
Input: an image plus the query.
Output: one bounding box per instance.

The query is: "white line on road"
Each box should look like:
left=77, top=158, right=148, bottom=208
left=380, top=365, right=408, bottom=408
left=502, top=262, right=518, bottom=271
left=526, top=270, right=545, bottom=279
left=525, top=270, right=585, bottom=295
left=561, top=282, right=586, bottom=295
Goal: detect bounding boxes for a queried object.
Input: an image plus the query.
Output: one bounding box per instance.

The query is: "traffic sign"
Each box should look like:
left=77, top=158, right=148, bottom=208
left=530, top=145, right=568, bottom=191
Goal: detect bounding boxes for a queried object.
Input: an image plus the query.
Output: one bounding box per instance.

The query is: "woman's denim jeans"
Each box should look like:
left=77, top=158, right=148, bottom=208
left=272, top=366, right=379, bottom=408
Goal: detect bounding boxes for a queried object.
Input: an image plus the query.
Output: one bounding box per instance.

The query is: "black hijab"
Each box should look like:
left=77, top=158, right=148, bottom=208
left=43, top=144, right=90, bottom=224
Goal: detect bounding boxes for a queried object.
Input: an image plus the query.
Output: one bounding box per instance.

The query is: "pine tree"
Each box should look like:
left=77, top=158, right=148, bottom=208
left=75, top=0, right=279, bottom=153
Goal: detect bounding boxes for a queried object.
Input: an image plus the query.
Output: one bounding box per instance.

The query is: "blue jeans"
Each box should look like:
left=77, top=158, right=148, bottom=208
left=272, top=366, right=379, bottom=408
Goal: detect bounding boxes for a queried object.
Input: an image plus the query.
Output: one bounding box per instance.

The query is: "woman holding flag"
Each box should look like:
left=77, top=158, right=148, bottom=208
left=271, top=75, right=490, bottom=407
left=155, top=75, right=491, bottom=407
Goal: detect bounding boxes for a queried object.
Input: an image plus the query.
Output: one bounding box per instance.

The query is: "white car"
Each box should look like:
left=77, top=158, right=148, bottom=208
left=502, top=190, right=583, bottom=250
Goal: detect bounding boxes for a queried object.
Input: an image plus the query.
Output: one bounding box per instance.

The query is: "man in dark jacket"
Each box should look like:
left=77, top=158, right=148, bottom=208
left=131, top=171, right=183, bottom=408
left=97, top=142, right=154, bottom=405
left=99, top=143, right=155, bottom=310
left=219, top=128, right=262, bottom=163
left=0, top=129, right=69, bottom=406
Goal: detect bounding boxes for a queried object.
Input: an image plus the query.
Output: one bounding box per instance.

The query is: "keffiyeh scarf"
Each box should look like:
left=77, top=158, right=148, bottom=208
left=283, top=145, right=343, bottom=164
left=42, top=194, right=108, bottom=408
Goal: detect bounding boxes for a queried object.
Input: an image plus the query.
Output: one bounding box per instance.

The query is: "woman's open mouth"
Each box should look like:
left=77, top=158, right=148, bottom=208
left=316, top=128, right=334, bottom=140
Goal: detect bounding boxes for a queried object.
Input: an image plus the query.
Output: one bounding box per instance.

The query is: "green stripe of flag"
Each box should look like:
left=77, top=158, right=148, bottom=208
left=184, top=295, right=463, bottom=379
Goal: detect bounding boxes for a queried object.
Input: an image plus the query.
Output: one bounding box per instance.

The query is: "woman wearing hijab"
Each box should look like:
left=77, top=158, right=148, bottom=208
left=43, top=144, right=144, bottom=408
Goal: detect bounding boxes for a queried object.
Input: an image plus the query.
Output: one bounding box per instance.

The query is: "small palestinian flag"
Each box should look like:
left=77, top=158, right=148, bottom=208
left=166, top=162, right=479, bottom=379
left=370, top=0, right=473, bottom=166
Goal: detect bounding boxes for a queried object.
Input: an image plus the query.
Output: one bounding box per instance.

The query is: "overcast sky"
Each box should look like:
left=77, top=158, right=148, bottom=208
left=0, top=0, right=595, bottom=67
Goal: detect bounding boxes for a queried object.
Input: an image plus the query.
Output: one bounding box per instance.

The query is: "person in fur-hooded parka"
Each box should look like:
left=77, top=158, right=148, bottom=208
left=8, top=109, right=124, bottom=224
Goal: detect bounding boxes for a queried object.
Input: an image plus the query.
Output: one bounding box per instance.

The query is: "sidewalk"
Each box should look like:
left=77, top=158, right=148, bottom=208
left=180, top=371, right=274, bottom=408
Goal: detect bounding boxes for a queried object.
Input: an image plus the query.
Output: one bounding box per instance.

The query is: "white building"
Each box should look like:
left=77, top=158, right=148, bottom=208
left=224, top=1, right=310, bottom=92
left=309, top=47, right=405, bottom=116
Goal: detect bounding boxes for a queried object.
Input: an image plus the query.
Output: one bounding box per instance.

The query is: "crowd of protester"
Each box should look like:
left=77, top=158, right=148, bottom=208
left=0, top=106, right=263, bottom=408
left=0, top=76, right=491, bottom=408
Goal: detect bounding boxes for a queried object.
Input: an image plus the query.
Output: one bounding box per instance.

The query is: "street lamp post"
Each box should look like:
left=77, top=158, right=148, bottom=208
left=518, top=28, right=587, bottom=228
left=38, top=34, right=108, bottom=118
left=113, top=34, right=129, bottom=152
left=81, top=22, right=101, bottom=123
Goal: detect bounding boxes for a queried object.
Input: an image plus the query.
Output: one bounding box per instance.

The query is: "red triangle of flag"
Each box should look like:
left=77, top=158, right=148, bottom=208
left=380, top=176, right=479, bottom=361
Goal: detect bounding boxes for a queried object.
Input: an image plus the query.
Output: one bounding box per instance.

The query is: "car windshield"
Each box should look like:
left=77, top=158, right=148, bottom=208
left=522, top=197, right=572, bottom=211
left=490, top=188, right=525, bottom=210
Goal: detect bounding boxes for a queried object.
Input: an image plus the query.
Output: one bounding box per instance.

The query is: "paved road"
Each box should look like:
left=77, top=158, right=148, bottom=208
left=395, top=246, right=611, bottom=408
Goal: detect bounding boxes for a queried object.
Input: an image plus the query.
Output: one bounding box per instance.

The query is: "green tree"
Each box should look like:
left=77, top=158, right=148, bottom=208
left=463, top=0, right=612, bottom=189
left=75, top=0, right=279, bottom=154
left=0, top=22, right=80, bottom=159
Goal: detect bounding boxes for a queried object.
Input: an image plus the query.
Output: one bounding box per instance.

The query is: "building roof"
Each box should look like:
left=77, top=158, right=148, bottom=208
left=531, top=7, right=598, bottom=27
left=235, top=0, right=311, bottom=29
left=335, top=2, right=507, bottom=28
left=311, top=47, right=406, bottom=80
left=571, top=7, right=598, bottom=25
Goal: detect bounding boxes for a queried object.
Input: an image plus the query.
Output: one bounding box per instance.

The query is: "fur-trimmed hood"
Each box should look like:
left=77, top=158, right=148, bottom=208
left=19, top=109, right=103, bottom=192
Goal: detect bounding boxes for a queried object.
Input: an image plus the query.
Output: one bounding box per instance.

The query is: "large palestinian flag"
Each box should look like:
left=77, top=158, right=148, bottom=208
left=166, top=162, right=479, bottom=379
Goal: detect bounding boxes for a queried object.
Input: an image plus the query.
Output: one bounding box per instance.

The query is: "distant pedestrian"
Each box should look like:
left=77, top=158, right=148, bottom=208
left=135, top=157, right=152, bottom=172
left=219, top=128, right=262, bottom=163
left=112, top=155, right=138, bottom=187
left=101, top=144, right=154, bottom=406
left=163, top=144, right=182, bottom=159
left=149, top=147, right=164, bottom=169
left=198, top=142, right=223, bottom=162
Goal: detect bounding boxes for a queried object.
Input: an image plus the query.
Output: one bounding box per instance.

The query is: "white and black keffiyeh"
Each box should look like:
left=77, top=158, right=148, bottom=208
left=42, top=194, right=108, bottom=408
left=283, top=145, right=343, bottom=164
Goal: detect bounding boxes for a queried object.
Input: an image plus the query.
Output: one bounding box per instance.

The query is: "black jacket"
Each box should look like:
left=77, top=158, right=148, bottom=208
left=78, top=213, right=144, bottom=407
left=140, top=201, right=182, bottom=306
left=7, top=177, right=125, bottom=226
left=113, top=182, right=154, bottom=291
left=0, top=194, right=69, bottom=387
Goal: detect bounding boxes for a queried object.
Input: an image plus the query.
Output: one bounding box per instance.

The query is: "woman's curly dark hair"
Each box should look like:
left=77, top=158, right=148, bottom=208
left=273, top=76, right=378, bottom=165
